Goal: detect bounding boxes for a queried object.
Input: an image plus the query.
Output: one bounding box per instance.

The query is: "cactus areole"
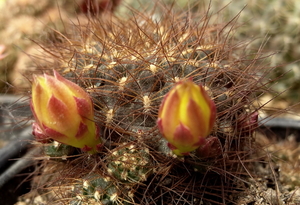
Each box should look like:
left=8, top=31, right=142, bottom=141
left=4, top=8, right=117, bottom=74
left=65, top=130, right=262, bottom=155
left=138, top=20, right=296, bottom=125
left=31, top=70, right=102, bottom=154
left=157, top=79, right=216, bottom=156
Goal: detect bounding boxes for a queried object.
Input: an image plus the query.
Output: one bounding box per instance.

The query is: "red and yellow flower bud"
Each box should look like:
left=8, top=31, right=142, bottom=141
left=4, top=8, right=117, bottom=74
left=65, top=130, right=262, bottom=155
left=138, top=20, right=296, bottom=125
left=237, top=111, right=258, bottom=135
left=196, top=136, right=221, bottom=158
left=157, top=79, right=216, bottom=156
left=31, top=70, right=102, bottom=154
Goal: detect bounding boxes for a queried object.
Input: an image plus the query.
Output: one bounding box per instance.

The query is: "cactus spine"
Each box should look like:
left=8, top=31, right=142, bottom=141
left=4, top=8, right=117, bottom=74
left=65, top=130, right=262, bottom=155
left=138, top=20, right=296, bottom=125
left=21, top=2, right=271, bottom=204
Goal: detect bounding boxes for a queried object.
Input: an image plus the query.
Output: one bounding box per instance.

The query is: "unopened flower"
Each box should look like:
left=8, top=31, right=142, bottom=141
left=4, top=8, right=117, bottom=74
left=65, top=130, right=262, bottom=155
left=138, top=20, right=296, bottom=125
left=237, top=111, right=258, bottom=135
left=196, top=136, right=221, bottom=158
left=157, top=79, right=216, bottom=156
left=31, top=70, right=102, bottom=154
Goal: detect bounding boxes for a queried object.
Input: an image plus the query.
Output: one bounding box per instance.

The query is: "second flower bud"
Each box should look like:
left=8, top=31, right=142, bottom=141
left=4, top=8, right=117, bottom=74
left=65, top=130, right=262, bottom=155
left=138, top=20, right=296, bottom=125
left=157, top=79, right=216, bottom=156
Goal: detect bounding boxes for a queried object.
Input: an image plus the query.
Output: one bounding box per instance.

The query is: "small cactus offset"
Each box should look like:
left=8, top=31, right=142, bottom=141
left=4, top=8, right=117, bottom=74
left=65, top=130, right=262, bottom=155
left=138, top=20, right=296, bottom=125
left=22, top=1, right=272, bottom=204
left=107, top=143, right=151, bottom=183
left=71, top=173, right=124, bottom=205
left=43, top=141, right=75, bottom=160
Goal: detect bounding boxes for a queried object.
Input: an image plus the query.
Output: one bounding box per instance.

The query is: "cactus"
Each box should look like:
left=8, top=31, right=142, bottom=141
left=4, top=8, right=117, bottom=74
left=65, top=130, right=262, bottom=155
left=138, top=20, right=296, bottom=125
left=107, top=143, right=152, bottom=183
left=19, top=1, right=273, bottom=204
left=43, top=141, right=76, bottom=160
left=71, top=173, right=123, bottom=205
left=69, top=143, right=152, bottom=205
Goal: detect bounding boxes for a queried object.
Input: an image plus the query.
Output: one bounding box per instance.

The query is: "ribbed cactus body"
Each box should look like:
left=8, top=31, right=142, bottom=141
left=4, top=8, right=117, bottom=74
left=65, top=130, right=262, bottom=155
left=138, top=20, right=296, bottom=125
left=23, top=2, right=268, bottom=204
left=43, top=141, right=75, bottom=159
left=71, top=173, right=120, bottom=205
left=107, top=144, right=151, bottom=182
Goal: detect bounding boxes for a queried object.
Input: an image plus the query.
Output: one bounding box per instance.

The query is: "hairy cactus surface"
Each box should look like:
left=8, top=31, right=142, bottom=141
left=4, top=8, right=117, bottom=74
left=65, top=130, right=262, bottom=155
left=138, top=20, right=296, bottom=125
left=19, top=1, right=273, bottom=204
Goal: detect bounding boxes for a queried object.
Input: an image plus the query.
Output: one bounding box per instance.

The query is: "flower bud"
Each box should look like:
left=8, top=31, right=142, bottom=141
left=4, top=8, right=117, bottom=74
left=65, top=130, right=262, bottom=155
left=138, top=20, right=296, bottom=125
left=157, top=79, right=216, bottom=156
left=31, top=70, right=102, bottom=154
left=196, top=136, right=221, bottom=158
left=237, top=111, right=258, bottom=135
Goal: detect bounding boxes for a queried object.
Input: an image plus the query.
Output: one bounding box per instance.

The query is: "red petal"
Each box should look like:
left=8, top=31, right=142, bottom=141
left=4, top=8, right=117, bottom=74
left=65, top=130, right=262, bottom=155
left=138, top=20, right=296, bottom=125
left=163, top=91, right=180, bottom=117
left=186, top=99, right=206, bottom=136
left=53, top=70, right=66, bottom=82
left=32, top=81, right=48, bottom=118
left=159, top=90, right=180, bottom=135
left=96, top=143, right=103, bottom=152
left=45, top=74, right=75, bottom=106
left=45, top=73, right=61, bottom=91
left=47, top=95, right=69, bottom=120
left=199, top=85, right=216, bottom=130
left=192, top=136, right=206, bottom=147
left=81, top=145, right=92, bottom=152
left=74, top=96, right=93, bottom=118
left=173, top=123, right=194, bottom=147
left=167, top=142, right=177, bottom=150
left=43, top=124, right=66, bottom=140
left=32, top=76, right=42, bottom=97
left=32, top=122, right=51, bottom=143
left=157, top=118, right=164, bottom=134
left=75, top=122, right=88, bottom=139
left=53, top=70, right=89, bottom=98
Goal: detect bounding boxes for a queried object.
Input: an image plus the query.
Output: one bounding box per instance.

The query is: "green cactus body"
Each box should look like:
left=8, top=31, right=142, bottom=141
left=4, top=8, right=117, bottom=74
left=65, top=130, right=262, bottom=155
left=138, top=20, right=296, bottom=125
left=71, top=173, right=120, bottom=205
left=43, top=141, right=75, bottom=160
left=107, top=143, right=151, bottom=183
